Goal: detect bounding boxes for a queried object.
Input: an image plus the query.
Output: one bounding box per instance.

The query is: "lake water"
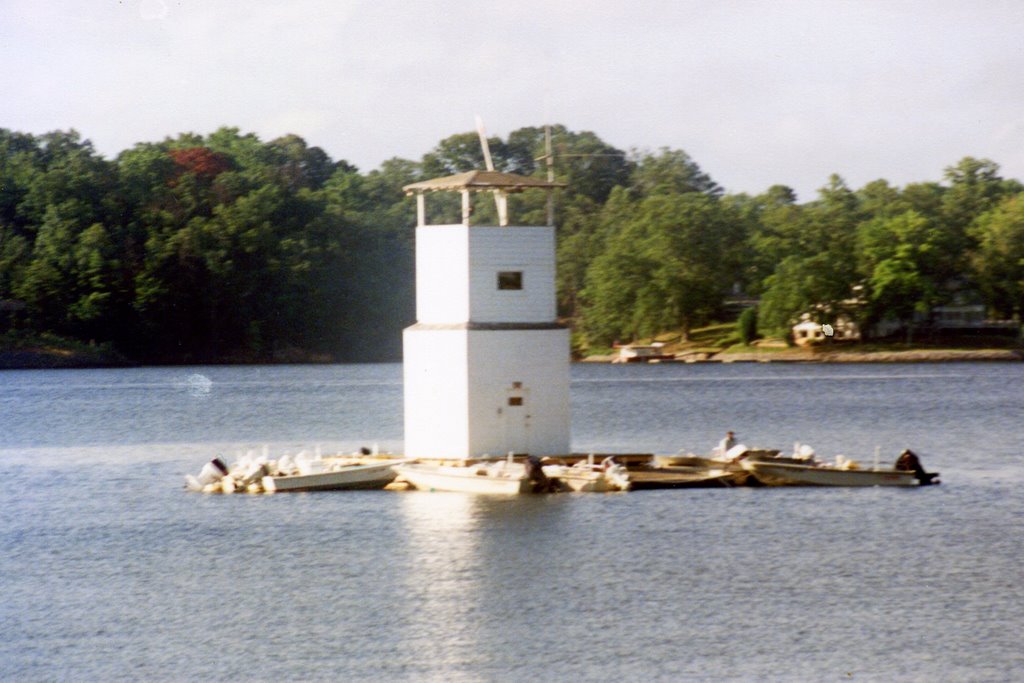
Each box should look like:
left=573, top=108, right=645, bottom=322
left=1, top=362, right=1022, bottom=681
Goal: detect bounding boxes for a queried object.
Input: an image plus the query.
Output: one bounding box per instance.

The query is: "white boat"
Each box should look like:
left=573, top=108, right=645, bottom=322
left=740, top=459, right=916, bottom=486
left=261, top=460, right=404, bottom=493
left=740, top=449, right=939, bottom=487
left=186, top=449, right=407, bottom=494
left=396, top=456, right=549, bottom=494
left=543, top=456, right=631, bottom=492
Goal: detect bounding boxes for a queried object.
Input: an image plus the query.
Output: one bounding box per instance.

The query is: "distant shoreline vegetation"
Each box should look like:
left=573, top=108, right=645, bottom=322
left=1, top=125, right=1022, bottom=366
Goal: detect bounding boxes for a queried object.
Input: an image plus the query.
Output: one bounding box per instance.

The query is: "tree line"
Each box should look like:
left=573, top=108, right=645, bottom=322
left=567, top=153, right=1024, bottom=348
left=2, top=124, right=1022, bottom=363
left=0, top=127, right=416, bottom=362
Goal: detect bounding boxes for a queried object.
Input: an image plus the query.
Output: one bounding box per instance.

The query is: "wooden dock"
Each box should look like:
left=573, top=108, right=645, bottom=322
left=358, top=452, right=748, bottom=489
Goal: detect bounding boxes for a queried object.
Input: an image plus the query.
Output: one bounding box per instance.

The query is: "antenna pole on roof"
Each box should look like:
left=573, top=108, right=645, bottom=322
left=545, top=125, right=554, bottom=226
left=475, top=115, right=508, bottom=226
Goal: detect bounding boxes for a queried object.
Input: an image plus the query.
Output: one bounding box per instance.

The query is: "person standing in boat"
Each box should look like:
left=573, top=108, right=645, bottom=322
left=718, top=431, right=736, bottom=458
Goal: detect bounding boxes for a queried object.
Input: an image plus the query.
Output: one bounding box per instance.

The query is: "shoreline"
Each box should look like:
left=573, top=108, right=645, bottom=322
left=0, top=349, right=135, bottom=370
left=581, top=348, right=1024, bottom=363
left=4, top=347, right=1022, bottom=370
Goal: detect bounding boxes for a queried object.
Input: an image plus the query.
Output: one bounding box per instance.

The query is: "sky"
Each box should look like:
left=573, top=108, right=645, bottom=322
left=3, top=0, right=1024, bottom=202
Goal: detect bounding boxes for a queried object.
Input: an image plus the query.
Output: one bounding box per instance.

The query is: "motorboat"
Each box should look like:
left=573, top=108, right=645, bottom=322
left=395, top=455, right=552, bottom=494
left=628, top=464, right=743, bottom=489
left=185, top=449, right=407, bottom=494
left=651, top=447, right=780, bottom=469
left=261, top=460, right=404, bottom=493
left=543, top=455, right=632, bottom=492
left=647, top=445, right=779, bottom=487
left=740, top=448, right=939, bottom=487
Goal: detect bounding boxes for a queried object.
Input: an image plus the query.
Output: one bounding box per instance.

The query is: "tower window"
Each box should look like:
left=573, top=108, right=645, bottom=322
left=508, top=396, right=523, bottom=406
left=497, top=271, right=523, bottom=290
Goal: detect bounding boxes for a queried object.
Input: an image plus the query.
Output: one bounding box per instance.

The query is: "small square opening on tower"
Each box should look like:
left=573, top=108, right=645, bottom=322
left=497, top=271, right=523, bottom=290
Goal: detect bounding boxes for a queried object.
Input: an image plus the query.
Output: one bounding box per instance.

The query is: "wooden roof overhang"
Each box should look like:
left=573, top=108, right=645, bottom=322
left=402, top=170, right=564, bottom=195
left=403, top=170, right=565, bottom=227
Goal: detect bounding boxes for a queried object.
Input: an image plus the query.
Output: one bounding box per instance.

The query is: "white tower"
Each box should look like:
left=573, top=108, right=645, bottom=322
left=402, top=171, right=570, bottom=459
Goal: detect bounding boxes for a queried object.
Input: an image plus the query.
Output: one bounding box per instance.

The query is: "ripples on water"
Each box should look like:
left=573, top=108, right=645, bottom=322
left=1, top=362, right=1022, bottom=681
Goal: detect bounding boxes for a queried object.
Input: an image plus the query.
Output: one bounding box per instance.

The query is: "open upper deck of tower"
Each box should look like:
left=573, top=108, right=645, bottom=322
left=403, top=170, right=565, bottom=227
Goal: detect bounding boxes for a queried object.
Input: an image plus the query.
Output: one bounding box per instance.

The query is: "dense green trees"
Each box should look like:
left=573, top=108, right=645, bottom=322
left=1, top=127, right=413, bottom=362
left=581, top=191, right=741, bottom=343
left=2, top=123, right=1022, bottom=363
left=970, top=194, right=1024, bottom=320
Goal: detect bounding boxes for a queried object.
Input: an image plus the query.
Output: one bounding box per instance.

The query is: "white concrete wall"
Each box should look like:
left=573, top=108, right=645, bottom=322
left=403, top=327, right=469, bottom=458
left=415, top=224, right=470, bottom=324
left=403, top=326, right=571, bottom=459
left=415, top=225, right=556, bottom=324
left=468, top=226, right=556, bottom=324
left=465, top=328, right=571, bottom=456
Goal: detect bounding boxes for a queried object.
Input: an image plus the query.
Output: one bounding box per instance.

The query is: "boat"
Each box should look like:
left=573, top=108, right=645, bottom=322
left=185, top=449, right=407, bottom=494
left=651, top=447, right=780, bottom=469
left=740, top=448, right=939, bottom=487
left=261, top=460, right=404, bottom=493
left=611, top=343, right=675, bottom=363
left=543, top=455, right=631, bottom=492
left=646, top=445, right=779, bottom=487
left=627, top=465, right=739, bottom=489
left=396, top=455, right=553, bottom=494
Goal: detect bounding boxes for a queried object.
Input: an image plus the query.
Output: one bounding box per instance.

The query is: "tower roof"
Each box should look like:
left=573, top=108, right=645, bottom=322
left=403, top=170, right=565, bottom=195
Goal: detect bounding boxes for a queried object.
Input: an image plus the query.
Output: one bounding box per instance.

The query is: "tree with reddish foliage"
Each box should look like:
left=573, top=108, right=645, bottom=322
left=168, top=147, right=230, bottom=183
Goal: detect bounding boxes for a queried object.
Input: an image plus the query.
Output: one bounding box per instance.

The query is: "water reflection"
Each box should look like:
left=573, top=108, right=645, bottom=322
left=394, top=492, right=573, bottom=678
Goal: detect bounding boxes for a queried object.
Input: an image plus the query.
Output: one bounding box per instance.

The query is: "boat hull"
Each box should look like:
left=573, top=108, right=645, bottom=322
left=629, top=467, right=743, bottom=489
left=396, top=463, right=532, bottom=494
left=741, top=460, right=921, bottom=487
left=262, top=462, right=399, bottom=493
left=558, top=473, right=616, bottom=492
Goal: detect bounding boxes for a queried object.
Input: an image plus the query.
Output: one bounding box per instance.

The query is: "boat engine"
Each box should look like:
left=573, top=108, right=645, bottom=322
left=895, top=449, right=940, bottom=485
left=524, top=456, right=556, bottom=493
